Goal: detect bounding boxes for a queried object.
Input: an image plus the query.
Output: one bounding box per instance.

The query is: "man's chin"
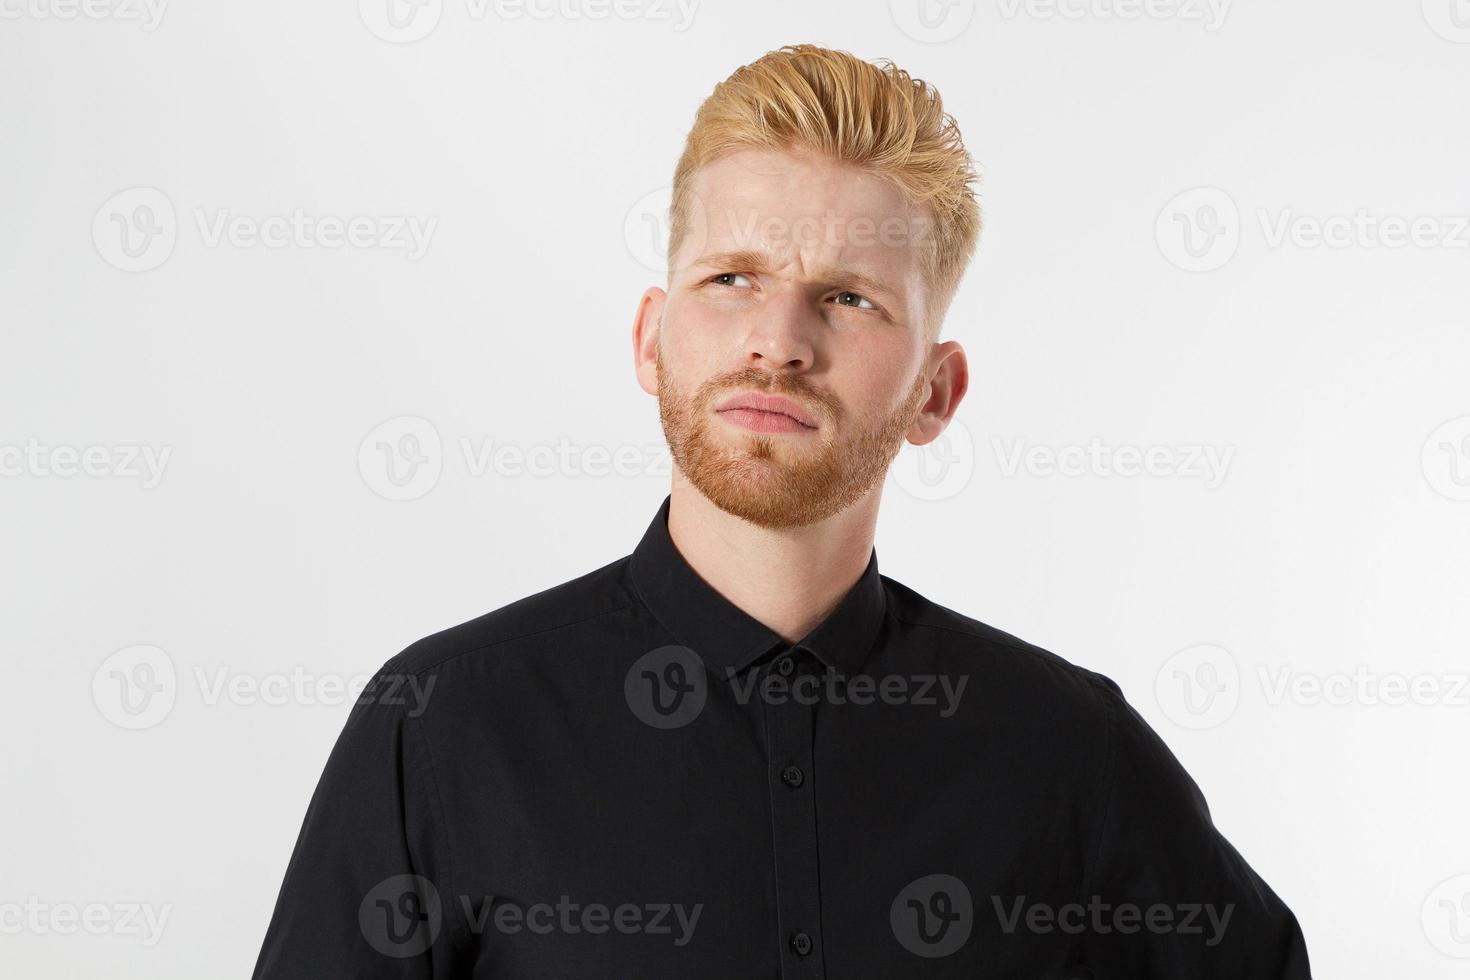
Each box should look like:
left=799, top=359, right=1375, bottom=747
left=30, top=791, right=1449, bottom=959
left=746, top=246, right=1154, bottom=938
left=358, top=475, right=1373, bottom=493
left=665, top=417, right=869, bottom=528
left=685, top=460, right=853, bottom=529
left=696, top=486, right=821, bottom=529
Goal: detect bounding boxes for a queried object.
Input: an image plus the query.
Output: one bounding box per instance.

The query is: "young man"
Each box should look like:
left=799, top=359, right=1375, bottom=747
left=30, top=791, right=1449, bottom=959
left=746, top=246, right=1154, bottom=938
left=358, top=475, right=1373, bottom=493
left=252, top=44, right=1311, bottom=978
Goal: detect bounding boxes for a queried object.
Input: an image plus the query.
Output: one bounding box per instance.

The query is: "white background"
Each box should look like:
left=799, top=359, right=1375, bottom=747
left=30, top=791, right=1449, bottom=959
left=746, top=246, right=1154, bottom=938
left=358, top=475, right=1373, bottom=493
left=3, top=0, right=1469, bottom=976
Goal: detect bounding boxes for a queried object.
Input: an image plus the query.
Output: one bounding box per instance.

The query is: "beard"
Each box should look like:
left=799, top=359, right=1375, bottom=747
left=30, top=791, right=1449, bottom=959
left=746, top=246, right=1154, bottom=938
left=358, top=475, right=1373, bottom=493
left=655, top=341, right=930, bottom=530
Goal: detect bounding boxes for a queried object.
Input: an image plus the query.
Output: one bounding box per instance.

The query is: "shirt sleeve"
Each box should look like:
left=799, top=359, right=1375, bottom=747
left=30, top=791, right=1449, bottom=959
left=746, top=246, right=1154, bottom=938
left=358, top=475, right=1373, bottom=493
left=250, top=656, right=461, bottom=979
left=1079, top=674, right=1312, bottom=978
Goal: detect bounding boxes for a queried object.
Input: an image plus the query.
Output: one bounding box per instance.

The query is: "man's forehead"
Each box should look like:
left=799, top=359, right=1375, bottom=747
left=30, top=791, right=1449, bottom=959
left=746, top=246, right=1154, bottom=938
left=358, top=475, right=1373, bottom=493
left=692, top=147, right=919, bottom=226
left=684, top=148, right=931, bottom=279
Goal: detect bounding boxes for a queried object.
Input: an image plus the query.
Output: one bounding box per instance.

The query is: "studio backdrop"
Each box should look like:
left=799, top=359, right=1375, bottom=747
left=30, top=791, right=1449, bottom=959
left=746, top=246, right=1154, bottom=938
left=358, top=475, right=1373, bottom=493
left=2, top=2, right=1468, bottom=977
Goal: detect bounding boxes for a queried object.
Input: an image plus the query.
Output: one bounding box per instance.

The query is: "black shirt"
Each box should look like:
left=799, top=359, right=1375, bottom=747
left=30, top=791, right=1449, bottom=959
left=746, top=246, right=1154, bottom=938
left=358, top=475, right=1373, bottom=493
left=251, top=494, right=1311, bottom=979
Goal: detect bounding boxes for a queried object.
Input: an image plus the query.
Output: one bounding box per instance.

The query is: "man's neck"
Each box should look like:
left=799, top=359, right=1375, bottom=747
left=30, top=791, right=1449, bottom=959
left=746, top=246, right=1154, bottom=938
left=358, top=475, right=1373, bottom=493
left=664, top=476, right=881, bottom=645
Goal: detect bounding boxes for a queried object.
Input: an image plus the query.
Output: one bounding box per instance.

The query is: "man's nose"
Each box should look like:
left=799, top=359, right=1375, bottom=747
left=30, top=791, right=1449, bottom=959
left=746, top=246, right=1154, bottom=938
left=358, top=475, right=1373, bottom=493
left=742, top=285, right=818, bottom=372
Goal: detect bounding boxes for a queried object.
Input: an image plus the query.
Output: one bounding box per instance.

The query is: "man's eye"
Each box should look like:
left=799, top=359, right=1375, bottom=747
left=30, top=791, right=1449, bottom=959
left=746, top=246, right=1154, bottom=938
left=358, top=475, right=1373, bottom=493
left=832, top=290, right=876, bottom=310
left=709, top=272, right=754, bottom=288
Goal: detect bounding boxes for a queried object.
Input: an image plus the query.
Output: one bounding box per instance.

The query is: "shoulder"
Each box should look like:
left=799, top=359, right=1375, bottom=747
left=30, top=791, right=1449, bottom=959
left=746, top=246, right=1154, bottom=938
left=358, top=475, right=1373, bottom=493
left=881, top=574, right=1123, bottom=711
left=891, top=576, right=1201, bottom=801
left=379, top=554, right=641, bottom=680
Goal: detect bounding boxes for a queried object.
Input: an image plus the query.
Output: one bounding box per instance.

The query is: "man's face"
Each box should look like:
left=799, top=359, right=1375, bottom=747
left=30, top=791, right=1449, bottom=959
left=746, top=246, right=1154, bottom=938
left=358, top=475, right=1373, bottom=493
left=645, top=146, right=940, bottom=530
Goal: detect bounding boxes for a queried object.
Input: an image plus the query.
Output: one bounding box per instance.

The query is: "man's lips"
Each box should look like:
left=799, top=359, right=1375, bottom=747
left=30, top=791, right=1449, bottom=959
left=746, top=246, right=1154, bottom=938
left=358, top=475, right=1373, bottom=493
left=714, top=392, right=819, bottom=430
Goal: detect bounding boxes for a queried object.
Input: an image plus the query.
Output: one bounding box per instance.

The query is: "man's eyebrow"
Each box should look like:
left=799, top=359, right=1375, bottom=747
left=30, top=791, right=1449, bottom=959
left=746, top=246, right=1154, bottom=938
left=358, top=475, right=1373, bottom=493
left=692, top=248, right=901, bottom=305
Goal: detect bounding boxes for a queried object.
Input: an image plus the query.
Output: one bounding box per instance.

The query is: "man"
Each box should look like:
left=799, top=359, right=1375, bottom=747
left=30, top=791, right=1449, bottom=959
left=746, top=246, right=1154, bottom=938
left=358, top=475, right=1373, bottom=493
left=252, top=44, right=1311, bottom=978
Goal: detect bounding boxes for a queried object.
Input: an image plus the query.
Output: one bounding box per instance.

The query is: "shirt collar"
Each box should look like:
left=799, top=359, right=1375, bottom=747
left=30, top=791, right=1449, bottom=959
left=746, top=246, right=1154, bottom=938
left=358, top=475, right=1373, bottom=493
left=629, top=494, right=887, bottom=678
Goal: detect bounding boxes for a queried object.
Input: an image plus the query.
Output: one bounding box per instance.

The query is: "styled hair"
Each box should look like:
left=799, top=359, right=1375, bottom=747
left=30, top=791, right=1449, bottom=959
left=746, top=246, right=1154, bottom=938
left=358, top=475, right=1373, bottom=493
left=668, top=43, right=981, bottom=339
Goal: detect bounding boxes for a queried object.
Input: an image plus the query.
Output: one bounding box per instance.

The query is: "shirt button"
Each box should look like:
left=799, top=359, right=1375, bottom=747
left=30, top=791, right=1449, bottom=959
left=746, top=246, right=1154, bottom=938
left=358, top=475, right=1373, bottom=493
left=775, top=655, right=795, bottom=676
left=790, top=931, right=813, bottom=956
left=780, top=764, right=804, bottom=788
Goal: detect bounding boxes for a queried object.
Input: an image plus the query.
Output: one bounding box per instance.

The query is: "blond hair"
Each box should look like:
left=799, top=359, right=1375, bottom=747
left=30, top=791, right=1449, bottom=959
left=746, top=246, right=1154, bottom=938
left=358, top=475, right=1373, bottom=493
left=668, top=43, right=981, bottom=339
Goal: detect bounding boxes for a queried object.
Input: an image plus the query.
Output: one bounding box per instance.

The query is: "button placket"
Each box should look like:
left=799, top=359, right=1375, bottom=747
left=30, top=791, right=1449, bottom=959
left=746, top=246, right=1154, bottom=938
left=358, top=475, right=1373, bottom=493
left=762, top=648, right=825, bottom=978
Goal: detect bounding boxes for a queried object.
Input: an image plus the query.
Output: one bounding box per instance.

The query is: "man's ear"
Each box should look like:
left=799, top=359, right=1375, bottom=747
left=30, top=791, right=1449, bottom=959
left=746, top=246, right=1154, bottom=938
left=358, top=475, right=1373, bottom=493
left=907, top=340, right=969, bottom=446
left=633, top=286, right=666, bottom=397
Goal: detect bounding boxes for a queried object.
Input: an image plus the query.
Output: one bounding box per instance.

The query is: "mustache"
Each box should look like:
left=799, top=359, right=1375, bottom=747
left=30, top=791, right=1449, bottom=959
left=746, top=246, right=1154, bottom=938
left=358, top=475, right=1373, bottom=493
left=695, top=368, right=840, bottom=423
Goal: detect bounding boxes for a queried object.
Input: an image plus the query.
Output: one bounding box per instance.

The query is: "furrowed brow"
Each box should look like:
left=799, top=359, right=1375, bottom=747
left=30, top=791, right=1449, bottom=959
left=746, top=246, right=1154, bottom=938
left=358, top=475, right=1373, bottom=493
left=693, top=249, right=899, bottom=306
left=692, top=249, right=776, bottom=274
left=821, top=270, right=896, bottom=305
